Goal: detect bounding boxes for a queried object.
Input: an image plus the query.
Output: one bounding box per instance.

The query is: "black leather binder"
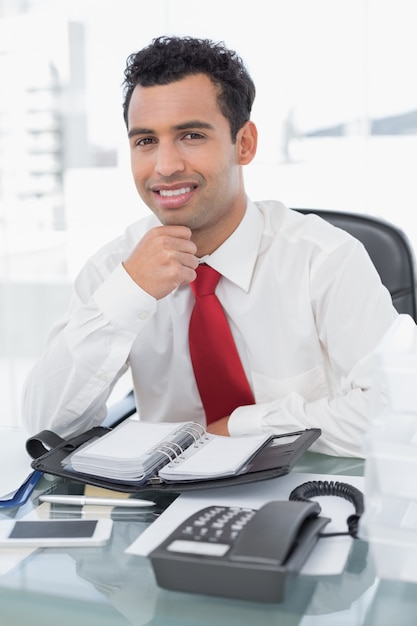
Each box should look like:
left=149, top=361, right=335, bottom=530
left=26, top=424, right=321, bottom=496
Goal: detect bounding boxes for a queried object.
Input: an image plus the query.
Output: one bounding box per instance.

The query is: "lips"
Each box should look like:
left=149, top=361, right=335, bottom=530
left=153, top=184, right=197, bottom=209
left=159, top=186, right=193, bottom=197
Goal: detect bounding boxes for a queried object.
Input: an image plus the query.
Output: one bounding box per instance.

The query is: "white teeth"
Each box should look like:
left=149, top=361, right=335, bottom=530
left=159, top=187, right=191, bottom=197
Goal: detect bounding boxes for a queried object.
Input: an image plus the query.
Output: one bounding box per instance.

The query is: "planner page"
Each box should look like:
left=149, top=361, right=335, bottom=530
left=158, top=433, right=270, bottom=481
left=66, top=419, right=191, bottom=479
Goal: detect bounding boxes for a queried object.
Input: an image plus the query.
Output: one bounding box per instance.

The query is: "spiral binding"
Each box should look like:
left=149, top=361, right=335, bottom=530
left=155, top=441, right=187, bottom=466
left=165, top=441, right=185, bottom=459
left=153, top=447, right=176, bottom=465
left=180, top=422, right=208, bottom=447
left=147, top=421, right=209, bottom=472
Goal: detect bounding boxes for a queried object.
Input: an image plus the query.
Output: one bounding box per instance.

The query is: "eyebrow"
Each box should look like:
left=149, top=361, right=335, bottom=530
left=127, top=120, right=214, bottom=139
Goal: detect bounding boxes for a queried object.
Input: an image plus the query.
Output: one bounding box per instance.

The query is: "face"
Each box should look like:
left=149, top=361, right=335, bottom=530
left=127, top=73, right=257, bottom=253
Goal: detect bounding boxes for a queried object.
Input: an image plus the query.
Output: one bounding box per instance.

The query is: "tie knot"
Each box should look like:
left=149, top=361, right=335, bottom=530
left=191, top=264, right=221, bottom=297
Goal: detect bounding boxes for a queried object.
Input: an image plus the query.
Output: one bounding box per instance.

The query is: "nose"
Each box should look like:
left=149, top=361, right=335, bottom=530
left=155, top=141, right=185, bottom=177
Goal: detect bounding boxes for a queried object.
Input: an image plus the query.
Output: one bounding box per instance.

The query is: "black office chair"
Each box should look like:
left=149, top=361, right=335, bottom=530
left=105, top=208, right=417, bottom=426
left=294, top=208, right=417, bottom=321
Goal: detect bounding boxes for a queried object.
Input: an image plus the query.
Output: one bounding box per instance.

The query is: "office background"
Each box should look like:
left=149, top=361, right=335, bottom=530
left=1, top=0, right=416, bottom=427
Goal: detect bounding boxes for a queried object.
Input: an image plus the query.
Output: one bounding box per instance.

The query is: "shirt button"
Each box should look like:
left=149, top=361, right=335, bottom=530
left=138, top=311, right=149, bottom=320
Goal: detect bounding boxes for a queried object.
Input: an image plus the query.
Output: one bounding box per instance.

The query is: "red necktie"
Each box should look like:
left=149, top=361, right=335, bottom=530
left=189, top=264, right=255, bottom=424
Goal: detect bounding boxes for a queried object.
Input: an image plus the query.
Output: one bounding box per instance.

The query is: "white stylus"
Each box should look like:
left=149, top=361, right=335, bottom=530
left=39, top=495, right=156, bottom=507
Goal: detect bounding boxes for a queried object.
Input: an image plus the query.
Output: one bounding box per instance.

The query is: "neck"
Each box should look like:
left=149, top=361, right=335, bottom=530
left=192, top=202, right=247, bottom=257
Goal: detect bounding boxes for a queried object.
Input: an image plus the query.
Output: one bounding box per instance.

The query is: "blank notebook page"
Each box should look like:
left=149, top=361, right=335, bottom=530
left=158, top=433, right=269, bottom=480
left=70, top=420, right=187, bottom=463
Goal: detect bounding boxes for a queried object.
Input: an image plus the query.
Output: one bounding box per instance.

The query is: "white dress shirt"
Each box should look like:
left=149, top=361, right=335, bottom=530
left=22, top=199, right=397, bottom=456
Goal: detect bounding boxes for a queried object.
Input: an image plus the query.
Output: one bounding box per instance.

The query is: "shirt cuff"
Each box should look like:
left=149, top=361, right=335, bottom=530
left=93, top=263, right=156, bottom=330
left=228, top=403, right=265, bottom=436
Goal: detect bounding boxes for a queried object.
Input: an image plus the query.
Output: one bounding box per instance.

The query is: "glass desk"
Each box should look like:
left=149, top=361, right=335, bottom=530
left=1, top=436, right=416, bottom=626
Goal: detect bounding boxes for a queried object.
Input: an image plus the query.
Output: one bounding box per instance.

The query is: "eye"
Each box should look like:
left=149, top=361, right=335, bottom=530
left=183, top=132, right=205, bottom=140
left=135, top=137, right=156, bottom=147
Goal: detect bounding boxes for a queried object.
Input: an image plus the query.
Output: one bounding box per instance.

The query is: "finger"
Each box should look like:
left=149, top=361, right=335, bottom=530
left=162, top=237, right=197, bottom=256
left=176, top=265, right=197, bottom=288
left=177, top=251, right=199, bottom=271
left=154, top=224, right=193, bottom=241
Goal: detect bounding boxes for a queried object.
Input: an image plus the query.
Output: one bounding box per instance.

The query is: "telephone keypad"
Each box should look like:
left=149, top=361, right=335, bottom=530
left=174, top=505, right=256, bottom=544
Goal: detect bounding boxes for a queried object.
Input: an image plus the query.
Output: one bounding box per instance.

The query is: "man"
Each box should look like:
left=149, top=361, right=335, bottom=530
left=23, top=36, right=397, bottom=457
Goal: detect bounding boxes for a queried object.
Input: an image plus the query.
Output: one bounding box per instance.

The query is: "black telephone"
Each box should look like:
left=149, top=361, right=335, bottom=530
left=149, top=500, right=330, bottom=603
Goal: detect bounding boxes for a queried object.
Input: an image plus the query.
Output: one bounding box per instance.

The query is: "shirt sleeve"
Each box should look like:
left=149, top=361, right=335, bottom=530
left=228, top=240, right=398, bottom=458
left=22, top=262, right=156, bottom=437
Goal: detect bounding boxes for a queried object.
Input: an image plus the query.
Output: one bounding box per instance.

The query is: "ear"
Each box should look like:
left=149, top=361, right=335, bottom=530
left=236, top=120, right=258, bottom=165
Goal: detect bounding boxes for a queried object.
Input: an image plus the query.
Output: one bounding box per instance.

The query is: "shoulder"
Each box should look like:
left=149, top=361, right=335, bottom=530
left=253, top=200, right=358, bottom=252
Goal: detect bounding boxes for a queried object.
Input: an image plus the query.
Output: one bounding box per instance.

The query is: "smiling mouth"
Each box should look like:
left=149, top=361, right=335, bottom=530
left=158, top=186, right=194, bottom=197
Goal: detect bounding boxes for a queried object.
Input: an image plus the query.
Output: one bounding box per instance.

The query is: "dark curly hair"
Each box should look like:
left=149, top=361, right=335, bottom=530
left=122, top=36, right=256, bottom=142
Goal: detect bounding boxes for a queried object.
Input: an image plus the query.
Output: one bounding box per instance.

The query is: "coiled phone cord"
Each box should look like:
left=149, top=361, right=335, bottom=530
left=289, top=480, right=365, bottom=538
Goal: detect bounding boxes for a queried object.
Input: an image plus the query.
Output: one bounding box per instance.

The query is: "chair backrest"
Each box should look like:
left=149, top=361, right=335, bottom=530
left=294, top=209, right=417, bottom=322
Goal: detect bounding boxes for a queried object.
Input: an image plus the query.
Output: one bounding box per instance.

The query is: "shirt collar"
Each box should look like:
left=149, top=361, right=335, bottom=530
left=198, top=198, right=263, bottom=292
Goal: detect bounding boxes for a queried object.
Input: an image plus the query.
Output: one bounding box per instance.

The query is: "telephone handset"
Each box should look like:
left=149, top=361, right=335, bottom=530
left=149, top=500, right=330, bottom=603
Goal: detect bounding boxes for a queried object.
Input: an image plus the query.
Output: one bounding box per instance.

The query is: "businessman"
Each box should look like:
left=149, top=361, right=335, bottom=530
left=23, top=35, right=397, bottom=457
